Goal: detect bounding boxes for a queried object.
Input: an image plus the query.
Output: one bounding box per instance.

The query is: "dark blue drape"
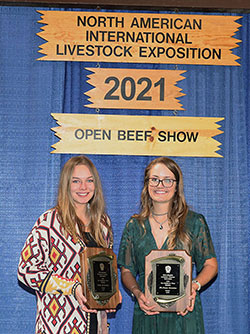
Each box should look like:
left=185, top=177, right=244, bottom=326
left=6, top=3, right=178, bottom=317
left=0, top=6, right=249, bottom=334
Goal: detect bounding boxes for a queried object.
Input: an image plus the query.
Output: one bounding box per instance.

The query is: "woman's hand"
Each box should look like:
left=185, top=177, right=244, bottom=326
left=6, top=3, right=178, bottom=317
left=75, top=284, right=97, bottom=313
left=177, top=283, right=197, bottom=316
left=178, top=257, right=218, bottom=317
left=134, top=289, right=160, bottom=316
left=120, top=267, right=158, bottom=315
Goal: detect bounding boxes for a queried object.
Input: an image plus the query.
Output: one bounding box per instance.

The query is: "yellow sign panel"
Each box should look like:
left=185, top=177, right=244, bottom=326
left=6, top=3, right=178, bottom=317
left=85, top=68, right=185, bottom=110
left=51, top=114, right=223, bottom=157
left=37, top=11, right=241, bottom=65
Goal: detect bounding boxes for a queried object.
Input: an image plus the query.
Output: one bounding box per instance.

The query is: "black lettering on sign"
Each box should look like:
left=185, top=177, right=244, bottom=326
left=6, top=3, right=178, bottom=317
left=75, top=129, right=111, bottom=140
left=158, top=131, right=199, bottom=142
left=104, top=76, right=166, bottom=102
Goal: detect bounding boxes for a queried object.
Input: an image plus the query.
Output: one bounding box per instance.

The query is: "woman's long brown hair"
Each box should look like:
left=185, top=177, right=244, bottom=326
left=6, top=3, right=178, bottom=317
left=133, top=157, right=191, bottom=252
left=55, top=156, right=111, bottom=247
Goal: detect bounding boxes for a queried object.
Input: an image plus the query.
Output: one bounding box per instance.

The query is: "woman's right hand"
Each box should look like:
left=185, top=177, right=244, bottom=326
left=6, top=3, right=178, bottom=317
left=75, top=284, right=97, bottom=313
left=121, top=268, right=159, bottom=315
left=134, top=289, right=160, bottom=316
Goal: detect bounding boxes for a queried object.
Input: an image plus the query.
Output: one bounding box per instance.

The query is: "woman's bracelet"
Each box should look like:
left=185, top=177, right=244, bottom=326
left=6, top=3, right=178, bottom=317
left=192, top=279, right=201, bottom=291
left=72, top=281, right=81, bottom=299
left=130, top=284, right=140, bottom=298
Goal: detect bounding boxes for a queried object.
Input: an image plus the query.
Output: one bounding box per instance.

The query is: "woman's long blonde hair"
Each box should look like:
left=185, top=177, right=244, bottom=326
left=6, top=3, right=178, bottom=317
left=134, top=157, right=191, bottom=252
left=56, top=156, right=111, bottom=247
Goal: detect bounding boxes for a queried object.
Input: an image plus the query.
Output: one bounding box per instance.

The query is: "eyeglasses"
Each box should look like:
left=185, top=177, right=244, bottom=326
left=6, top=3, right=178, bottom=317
left=148, top=177, right=176, bottom=188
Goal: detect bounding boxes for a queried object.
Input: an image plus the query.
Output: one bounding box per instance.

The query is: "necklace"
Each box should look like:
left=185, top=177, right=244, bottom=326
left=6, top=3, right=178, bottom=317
left=152, top=210, right=168, bottom=217
left=151, top=214, right=168, bottom=230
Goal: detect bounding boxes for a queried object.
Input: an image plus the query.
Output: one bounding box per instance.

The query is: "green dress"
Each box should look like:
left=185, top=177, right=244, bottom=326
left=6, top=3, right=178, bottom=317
left=117, top=210, right=216, bottom=334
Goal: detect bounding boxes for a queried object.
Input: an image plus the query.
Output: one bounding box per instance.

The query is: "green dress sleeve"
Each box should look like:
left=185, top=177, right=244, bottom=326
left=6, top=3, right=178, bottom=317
left=118, top=218, right=139, bottom=278
left=189, top=212, right=216, bottom=273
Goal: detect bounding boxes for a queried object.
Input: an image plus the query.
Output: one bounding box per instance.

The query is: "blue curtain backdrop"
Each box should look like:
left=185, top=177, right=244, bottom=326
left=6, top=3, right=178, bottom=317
left=0, top=5, right=249, bottom=334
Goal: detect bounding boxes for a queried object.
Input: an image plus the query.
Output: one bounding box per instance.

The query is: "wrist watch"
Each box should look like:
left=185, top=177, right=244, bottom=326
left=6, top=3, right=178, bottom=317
left=192, top=279, right=201, bottom=291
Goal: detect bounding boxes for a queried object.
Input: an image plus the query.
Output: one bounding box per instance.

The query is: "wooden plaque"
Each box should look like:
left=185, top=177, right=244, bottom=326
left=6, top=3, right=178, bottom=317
left=145, top=250, right=192, bottom=312
left=80, top=247, right=120, bottom=309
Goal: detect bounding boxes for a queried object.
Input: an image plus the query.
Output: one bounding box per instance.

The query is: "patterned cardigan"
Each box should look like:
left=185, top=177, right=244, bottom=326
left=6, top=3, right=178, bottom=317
left=18, top=208, right=112, bottom=334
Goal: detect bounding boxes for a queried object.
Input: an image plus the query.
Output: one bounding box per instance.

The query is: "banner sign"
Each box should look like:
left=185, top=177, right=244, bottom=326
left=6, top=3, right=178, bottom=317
left=85, top=68, right=185, bottom=110
left=37, top=11, right=241, bottom=66
left=51, top=114, right=224, bottom=157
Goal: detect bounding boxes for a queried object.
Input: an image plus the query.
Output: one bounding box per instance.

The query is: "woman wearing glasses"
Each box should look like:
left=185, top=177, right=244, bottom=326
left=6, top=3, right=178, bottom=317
left=118, top=157, right=218, bottom=334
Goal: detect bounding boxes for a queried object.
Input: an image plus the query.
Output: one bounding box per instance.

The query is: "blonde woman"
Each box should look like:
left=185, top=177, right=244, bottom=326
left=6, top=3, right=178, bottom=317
left=18, top=156, right=114, bottom=334
left=118, top=157, right=218, bottom=334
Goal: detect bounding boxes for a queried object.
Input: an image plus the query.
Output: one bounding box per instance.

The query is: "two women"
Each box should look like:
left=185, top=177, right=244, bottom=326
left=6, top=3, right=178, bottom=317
left=18, top=155, right=217, bottom=334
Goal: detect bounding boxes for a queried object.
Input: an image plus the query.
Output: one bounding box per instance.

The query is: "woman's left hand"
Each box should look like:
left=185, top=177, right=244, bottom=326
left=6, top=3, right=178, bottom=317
left=177, top=284, right=197, bottom=316
left=178, top=257, right=218, bottom=317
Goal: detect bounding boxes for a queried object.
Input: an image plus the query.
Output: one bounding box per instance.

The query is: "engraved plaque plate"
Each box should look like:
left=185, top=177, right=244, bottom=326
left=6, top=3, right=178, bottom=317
left=80, top=247, right=120, bottom=309
left=145, top=250, right=192, bottom=312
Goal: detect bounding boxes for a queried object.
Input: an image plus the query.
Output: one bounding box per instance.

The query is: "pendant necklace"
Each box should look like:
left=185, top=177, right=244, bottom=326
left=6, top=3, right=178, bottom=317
left=152, top=213, right=168, bottom=230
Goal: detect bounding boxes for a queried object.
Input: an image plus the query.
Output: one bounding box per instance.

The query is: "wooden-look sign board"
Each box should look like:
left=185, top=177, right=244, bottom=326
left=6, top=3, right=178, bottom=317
left=84, top=68, right=186, bottom=110
left=37, top=11, right=241, bottom=66
left=51, top=113, right=224, bottom=157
